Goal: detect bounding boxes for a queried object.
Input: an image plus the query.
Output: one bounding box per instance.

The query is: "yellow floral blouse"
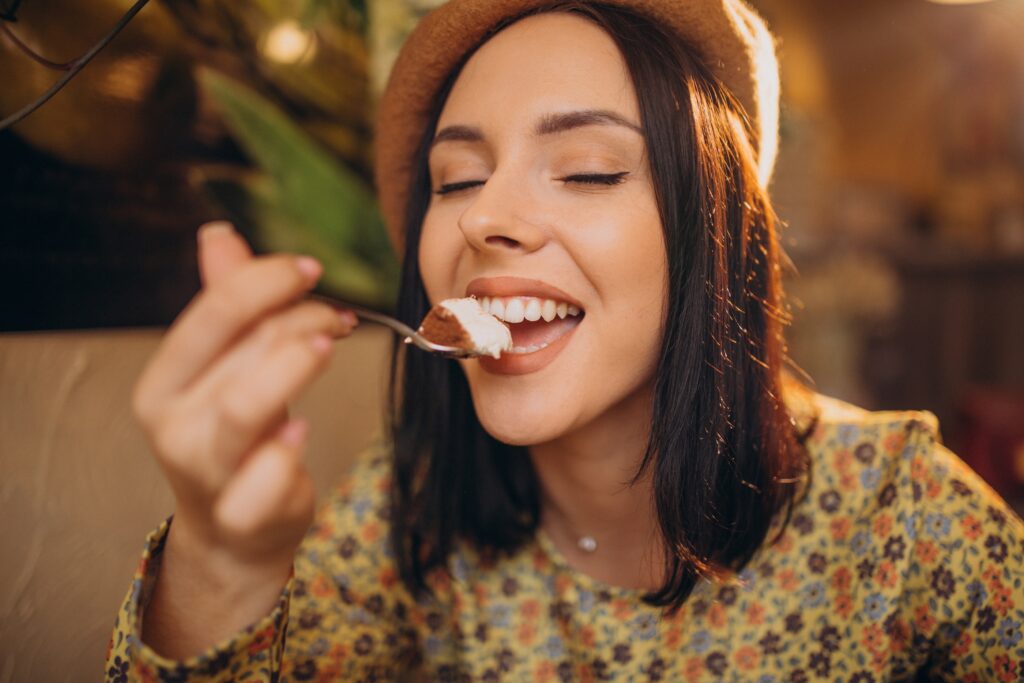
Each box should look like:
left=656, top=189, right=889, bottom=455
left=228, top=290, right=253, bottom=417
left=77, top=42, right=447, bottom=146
left=106, top=391, right=1024, bottom=682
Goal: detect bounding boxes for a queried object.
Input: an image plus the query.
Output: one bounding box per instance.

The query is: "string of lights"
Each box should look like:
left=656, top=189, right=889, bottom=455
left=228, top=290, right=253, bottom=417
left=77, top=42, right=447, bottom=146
left=0, top=0, right=152, bottom=131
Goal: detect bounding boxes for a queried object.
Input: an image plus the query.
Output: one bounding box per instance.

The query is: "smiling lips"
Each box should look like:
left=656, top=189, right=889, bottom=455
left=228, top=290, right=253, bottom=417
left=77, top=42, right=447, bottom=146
left=465, top=277, right=585, bottom=359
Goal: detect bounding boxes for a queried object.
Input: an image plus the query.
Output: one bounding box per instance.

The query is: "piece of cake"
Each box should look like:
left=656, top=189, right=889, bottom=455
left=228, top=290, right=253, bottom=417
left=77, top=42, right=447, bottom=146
left=418, top=297, right=512, bottom=358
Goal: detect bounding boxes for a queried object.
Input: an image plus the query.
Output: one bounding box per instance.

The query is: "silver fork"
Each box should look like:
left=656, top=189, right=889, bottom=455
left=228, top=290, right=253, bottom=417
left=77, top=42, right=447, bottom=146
left=308, top=293, right=479, bottom=359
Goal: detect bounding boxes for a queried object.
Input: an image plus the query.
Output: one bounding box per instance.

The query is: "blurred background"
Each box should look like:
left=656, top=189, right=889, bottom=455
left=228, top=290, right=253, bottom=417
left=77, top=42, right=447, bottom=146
left=1, top=0, right=1023, bottom=679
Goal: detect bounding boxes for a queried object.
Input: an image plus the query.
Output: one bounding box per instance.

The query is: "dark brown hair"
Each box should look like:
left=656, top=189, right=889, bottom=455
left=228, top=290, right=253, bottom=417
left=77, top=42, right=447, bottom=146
left=387, top=1, right=810, bottom=613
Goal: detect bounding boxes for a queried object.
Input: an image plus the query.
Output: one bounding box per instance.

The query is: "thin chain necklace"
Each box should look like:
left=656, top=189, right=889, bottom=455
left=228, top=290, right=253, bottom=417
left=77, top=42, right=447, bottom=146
left=545, top=512, right=599, bottom=553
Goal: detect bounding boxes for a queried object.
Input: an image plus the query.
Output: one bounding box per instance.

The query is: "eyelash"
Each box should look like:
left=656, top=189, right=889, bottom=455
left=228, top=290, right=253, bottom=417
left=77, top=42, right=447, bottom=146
left=434, top=172, right=629, bottom=196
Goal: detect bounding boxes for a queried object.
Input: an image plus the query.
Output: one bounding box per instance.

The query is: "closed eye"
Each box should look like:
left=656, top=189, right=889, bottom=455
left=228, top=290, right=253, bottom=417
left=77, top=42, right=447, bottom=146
left=434, top=171, right=630, bottom=196
left=558, top=172, right=629, bottom=186
left=435, top=179, right=484, bottom=196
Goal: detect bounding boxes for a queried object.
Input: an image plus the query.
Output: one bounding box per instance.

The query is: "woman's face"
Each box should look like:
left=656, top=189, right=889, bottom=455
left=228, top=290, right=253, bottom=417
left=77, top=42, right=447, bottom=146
left=419, top=12, right=668, bottom=446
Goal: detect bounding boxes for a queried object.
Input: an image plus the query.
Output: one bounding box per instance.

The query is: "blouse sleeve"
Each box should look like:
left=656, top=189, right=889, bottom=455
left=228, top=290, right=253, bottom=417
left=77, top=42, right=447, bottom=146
left=898, top=421, right=1024, bottom=682
left=104, top=446, right=419, bottom=682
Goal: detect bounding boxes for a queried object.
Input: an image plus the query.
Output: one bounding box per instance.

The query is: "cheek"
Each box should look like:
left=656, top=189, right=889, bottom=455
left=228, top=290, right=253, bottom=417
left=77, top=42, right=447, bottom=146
left=580, top=195, right=667, bottom=332
left=588, top=261, right=665, bottom=395
left=578, top=196, right=667, bottom=382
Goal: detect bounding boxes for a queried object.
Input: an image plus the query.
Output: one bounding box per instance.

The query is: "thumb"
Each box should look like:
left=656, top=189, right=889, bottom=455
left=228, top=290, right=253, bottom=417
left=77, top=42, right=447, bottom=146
left=197, top=221, right=254, bottom=289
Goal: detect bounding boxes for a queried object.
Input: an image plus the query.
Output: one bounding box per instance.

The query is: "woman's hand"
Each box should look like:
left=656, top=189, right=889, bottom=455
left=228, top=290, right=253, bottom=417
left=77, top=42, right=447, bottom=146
left=133, top=221, right=358, bottom=657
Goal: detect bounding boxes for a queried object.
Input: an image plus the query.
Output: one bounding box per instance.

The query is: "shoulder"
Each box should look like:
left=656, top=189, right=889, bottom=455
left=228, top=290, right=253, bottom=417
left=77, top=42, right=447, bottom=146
left=776, top=386, right=1024, bottom=677
left=785, top=384, right=1024, bottom=584
left=791, top=386, right=1019, bottom=531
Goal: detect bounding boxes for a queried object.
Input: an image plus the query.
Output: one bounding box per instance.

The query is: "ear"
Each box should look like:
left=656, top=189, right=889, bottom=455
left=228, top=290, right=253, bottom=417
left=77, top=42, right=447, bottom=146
left=197, top=221, right=254, bottom=288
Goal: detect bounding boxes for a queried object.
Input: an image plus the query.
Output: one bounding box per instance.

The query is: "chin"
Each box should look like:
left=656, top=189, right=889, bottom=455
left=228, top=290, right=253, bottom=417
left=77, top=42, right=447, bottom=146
left=477, top=416, right=562, bottom=446
left=466, top=376, right=575, bottom=446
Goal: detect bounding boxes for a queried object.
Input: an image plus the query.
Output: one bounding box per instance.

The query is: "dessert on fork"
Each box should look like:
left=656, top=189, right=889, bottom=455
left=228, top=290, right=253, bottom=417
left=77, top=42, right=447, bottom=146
left=417, top=297, right=512, bottom=359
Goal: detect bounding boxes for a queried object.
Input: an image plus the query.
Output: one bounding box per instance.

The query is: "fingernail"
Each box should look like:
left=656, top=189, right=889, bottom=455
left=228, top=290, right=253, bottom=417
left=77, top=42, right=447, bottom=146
left=310, top=333, right=332, bottom=354
left=279, top=418, right=309, bottom=447
left=339, top=309, right=358, bottom=327
left=197, top=221, right=234, bottom=241
left=296, top=256, right=322, bottom=281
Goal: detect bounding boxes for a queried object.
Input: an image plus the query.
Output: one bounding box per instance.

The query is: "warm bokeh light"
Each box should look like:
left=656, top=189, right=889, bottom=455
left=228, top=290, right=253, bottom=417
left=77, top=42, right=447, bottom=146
left=96, top=54, right=158, bottom=102
left=260, top=20, right=317, bottom=64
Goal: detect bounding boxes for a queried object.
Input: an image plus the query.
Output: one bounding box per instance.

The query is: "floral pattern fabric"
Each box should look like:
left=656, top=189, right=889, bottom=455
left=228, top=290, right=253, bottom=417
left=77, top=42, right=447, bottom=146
left=106, top=390, right=1024, bottom=682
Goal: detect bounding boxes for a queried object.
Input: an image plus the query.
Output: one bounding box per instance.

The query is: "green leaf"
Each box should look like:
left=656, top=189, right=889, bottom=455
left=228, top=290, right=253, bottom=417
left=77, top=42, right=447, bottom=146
left=199, top=170, right=394, bottom=306
left=197, top=68, right=398, bottom=307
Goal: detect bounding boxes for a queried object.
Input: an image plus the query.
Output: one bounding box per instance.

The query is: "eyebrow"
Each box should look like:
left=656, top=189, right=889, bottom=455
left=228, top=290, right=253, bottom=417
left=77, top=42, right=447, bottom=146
left=431, top=109, right=642, bottom=148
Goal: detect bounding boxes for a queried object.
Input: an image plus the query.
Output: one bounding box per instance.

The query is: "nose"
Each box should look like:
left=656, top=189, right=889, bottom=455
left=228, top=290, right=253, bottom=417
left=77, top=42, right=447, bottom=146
left=457, top=170, right=548, bottom=254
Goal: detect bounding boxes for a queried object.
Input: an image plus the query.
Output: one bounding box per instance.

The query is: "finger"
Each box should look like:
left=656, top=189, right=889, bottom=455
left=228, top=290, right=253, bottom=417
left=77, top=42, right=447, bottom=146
left=149, top=302, right=350, bottom=490
left=197, top=222, right=254, bottom=288
left=141, top=254, right=323, bottom=401
left=242, top=299, right=357, bottom=344
left=208, top=332, right=335, bottom=465
left=213, top=418, right=316, bottom=549
left=181, top=301, right=353, bottom=468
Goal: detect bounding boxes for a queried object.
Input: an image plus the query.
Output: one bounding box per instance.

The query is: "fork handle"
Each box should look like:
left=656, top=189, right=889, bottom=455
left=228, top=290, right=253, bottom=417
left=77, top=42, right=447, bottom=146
left=307, top=294, right=419, bottom=339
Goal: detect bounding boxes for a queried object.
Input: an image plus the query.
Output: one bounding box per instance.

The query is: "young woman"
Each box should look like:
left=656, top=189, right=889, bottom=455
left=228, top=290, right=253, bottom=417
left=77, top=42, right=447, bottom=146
left=106, top=2, right=1024, bottom=681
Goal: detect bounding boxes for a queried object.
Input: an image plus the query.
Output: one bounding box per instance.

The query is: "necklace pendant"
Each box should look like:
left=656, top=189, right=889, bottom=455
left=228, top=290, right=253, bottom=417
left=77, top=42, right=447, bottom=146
left=577, top=535, right=598, bottom=553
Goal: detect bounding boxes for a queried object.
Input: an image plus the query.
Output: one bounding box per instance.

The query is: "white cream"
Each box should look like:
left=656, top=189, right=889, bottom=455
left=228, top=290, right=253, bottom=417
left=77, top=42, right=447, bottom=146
left=437, top=298, right=512, bottom=359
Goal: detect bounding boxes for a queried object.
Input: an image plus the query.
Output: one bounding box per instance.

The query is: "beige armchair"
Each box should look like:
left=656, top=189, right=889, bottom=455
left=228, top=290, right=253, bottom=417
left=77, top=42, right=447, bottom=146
left=0, top=326, right=391, bottom=681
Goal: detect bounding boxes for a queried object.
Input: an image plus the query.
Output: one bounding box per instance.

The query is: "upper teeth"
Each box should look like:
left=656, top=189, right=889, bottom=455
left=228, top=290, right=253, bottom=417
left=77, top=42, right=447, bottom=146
left=478, top=296, right=581, bottom=323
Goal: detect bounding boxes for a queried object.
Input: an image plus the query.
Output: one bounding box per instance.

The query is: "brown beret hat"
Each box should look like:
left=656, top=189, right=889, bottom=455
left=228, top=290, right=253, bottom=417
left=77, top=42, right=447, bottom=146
left=374, top=0, right=780, bottom=252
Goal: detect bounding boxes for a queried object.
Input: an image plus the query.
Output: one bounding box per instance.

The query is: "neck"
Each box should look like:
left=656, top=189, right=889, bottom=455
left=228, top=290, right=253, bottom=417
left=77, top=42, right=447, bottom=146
left=528, top=384, right=665, bottom=588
